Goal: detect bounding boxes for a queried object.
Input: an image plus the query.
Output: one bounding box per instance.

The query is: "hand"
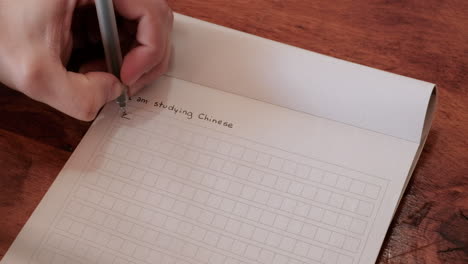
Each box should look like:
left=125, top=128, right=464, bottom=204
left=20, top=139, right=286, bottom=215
left=0, top=0, right=173, bottom=121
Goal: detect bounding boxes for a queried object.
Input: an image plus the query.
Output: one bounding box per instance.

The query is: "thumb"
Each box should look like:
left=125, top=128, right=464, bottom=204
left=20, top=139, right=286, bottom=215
left=28, top=63, right=123, bottom=121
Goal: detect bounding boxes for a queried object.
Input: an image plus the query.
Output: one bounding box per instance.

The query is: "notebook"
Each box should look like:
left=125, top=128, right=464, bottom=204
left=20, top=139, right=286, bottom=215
left=1, top=13, right=436, bottom=264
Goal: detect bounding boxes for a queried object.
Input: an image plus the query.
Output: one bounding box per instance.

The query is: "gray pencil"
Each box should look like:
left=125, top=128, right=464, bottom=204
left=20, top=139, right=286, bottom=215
left=95, top=0, right=128, bottom=114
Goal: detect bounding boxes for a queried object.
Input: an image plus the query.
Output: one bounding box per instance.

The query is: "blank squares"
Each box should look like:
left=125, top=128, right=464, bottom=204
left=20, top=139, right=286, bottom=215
left=307, top=244, right=324, bottom=260
left=163, top=161, right=178, bottom=174
left=138, top=154, right=152, bottom=166
left=214, top=178, right=230, bottom=192
left=301, top=224, right=317, bottom=239
left=138, top=208, right=154, bottom=223
left=246, top=207, right=263, bottom=221
left=217, top=142, right=232, bottom=155
left=112, top=199, right=128, bottom=214
left=202, top=174, right=217, bottom=188
left=245, top=245, right=261, bottom=259
left=295, top=164, right=310, bottom=179
left=178, top=221, right=193, bottom=236
left=160, top=142, right=175, bottom=155
left=121, top=241, right=137, bottom=257
left=142, top=172, right=158, bottom=186
left=242, top=149, right=258, bottom=162
left=95, top=231, right=111, bottom=245
left=253, top=190, right=270, bottom=204
left=147, top=192, right=162, bottom=205
left=294, top=241, right=309, bottom=257
left=193, top=134, right=207, bottom=148
left=336, top=176, right=352, bottom=191
left=193, top=190, right=210, bottom=204
left=239, top=223, right=255, bottom=238
left=105, top=160, right=120, bottom=173
left=222, top=161, right=237, bottom=175
left=261, top=174, right=278, bottom=188
left=321, top=250, right=338, bottom=264
left=117, top=220, right=133, bottom=234
left=350, top=218, right=367, bottom=234
left=182, top=243, right=198, bottom=258
left=256, top=153, right=271, bottom=167
left=150, top=156, right=166, bottom=170
left=130, top=224, right=145, bottom=239
left=212, top=215, right=228, bottom=229
left=109, top=180, right=124, bottom=193
left=134, top=189, right=150, bottom=202
left=180, top=185, right=196, bottom=200
left=248, top=170, right=264, bottom=183
left=279, top=237, right=296, bottom=252
left=286, top=219, right=303, bottom=234
left=337, top=254, right=354, bottom=264
left=185, top=205, right=202, bottom=220
left=301, top=185, right=317, bottom=200
left=130, top=168, right=145, bottom=183
left=259, top=211, right=276, bottom=226
left=209, top=253, right=226, bottom=264
left=227, top=182, right=243, bottom=196
left=184, top=150, right=199, bottom=164
left=134, top=246, right=150, bottom=260
left=294, top=202, right=310, bottom=217
left=188, top=170, right=204, bottom=183
left=151, top=212, right=167, bottom=227
left=235, top=166, right=251, bottom=180
left=59, top=237, right=76, bottom=252
left=314, top=189, right=331, bottom=204
left=205, top=137, right=219, bottom=151
left=343, top=237, right=360, bottom=252
left=103, top=215, right=119, bottom=229
left=217, top=236, right=234, bottom=251
left=308, top=167, right=323, bottom=182
left=240, top=185, right=256, bottom=200
left=275, top=177, right=291, bottom=192
left=272, top=254, right=289, bottom=264
left=175, top=165, right=191, bottom=179
left=329, top=193, right=345, bottom=208
left=101, top=240, right=120, bottom=253
left=273, top=215, right=290, bottom=230
left=207, top=194, right=222, bottom=208
left=204, top=231, right=220, bottom=246
left=288, top=182, right=304, bottom=196
left=173, top=200, right=188, bottom=215
left=329, top=232, right=345, bottom=248
left=75, top=187, right=90, bottom=201
left=78, top=205, right=94, bottom=219
left=69, top=222, right=85, bottom=236
left=315, top=228, right=332, bottom=243
left=198, top=210, right=215, bottom=225
left=233, top=202, right=249, bottom=217
left=47, top=233, right=62, bottom=248
left=280, top=198, right=297, bottom=213
left=268, top=157, right=284, bottom=171
left=252, top=228, right=269, bottom=243
left=197, top=154, right=212, bottom=168
left=336, top=214, right=353, bottom=230
left=127, top=149, right=141, bottom=163
left=96, top=176, right=112, bottom=189
left=102, top=141, right=117, bottom=154
left=230, top=145, right=245, bottom=159
left=56, top=217, right=73, bottom=231
left=225, top=219, right=241, bottom=234
left=322, top=173, right=338, bottom=186
left=322, top=210, right=339, bottom=226
left=87, top=189, right=104, bottom=204
left=155, top=176, right=171, bottom=190
left=364, top=184, right=380, bottom=199
left=308, top=206, right=324, bottom=222
left=282, top=160, right=297, bottom=174
left=121, top=184, right=137, bottom=198
left=168, top=181, right=183, bottom=194
left=342, top=197, right=359, bottom=212
left=160, top=197, right=175, bottom=211
left=83, top=226, right=98, bottom=241
left=267, top=194, right=283, bottom=209
left=258, top=249, right=275, bottom=264
left=156, top=233, right=173, bottom=250
left=147, top=250, right=163, bottom=263
left=219, top=198, right=236, bottom=212
left=90, top=211, right=106, bottom=225
left=171, top=145, right=187, bottom=158
left=210, top=158, right=225, bottom=171
left=349, top=180, right=365, bottom=195
left=231, top=240, right=247, bottom=256
left=356, top=201, right=373, bottom=216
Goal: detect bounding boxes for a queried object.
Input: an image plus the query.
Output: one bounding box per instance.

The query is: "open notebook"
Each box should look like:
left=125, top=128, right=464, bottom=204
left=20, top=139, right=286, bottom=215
left=2, top=13, right=436, bottom=264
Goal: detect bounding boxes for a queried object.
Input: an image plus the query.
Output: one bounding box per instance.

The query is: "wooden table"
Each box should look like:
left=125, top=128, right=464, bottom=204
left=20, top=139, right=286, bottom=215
left=1, top=0, right=467, bottom=263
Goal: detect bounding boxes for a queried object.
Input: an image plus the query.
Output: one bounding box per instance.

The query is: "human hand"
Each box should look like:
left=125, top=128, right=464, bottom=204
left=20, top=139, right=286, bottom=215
left=0, top=0, right=173, bottom=121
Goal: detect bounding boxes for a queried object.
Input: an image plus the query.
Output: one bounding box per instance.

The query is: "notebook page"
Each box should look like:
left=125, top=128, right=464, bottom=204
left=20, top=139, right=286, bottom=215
left=1, top=76, right=419, bottom=264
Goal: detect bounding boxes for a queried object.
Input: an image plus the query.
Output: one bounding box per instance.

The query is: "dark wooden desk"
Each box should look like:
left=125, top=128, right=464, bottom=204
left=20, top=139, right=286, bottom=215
left=1, top=0, right=467, bottom=263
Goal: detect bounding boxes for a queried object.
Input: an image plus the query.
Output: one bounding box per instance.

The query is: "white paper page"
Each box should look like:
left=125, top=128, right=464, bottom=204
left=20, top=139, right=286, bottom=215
left=168, top=14, right=436, bottom=143
left=2, top=76, right=419, bottom=264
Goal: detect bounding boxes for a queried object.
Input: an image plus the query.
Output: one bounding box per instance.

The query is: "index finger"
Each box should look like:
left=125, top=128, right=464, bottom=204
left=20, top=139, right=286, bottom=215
left=113, top=0, right=173, bottom=86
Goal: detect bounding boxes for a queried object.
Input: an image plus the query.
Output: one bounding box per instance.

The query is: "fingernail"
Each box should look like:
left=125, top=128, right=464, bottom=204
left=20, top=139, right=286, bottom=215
left=110, top=82, right=125, bottom=101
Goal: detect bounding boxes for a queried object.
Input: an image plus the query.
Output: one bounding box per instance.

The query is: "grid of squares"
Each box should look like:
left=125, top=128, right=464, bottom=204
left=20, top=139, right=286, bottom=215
left=115, top=118, right=383, bottom=202
left=84, top=154, right=361, bottom=260
left=98, top=137, right=370, bottom=237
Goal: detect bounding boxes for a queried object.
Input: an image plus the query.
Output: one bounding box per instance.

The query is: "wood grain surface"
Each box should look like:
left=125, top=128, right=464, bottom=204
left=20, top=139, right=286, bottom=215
left=1, top=0, right=467, bottom=263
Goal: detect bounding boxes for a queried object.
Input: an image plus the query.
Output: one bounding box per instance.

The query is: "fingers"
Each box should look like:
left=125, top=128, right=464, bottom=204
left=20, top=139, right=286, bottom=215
left=128, top=39, right=172, bottom=95
left=113, top=0, right=173, bottom=86
left=24, top=59, right=123, bottom=121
